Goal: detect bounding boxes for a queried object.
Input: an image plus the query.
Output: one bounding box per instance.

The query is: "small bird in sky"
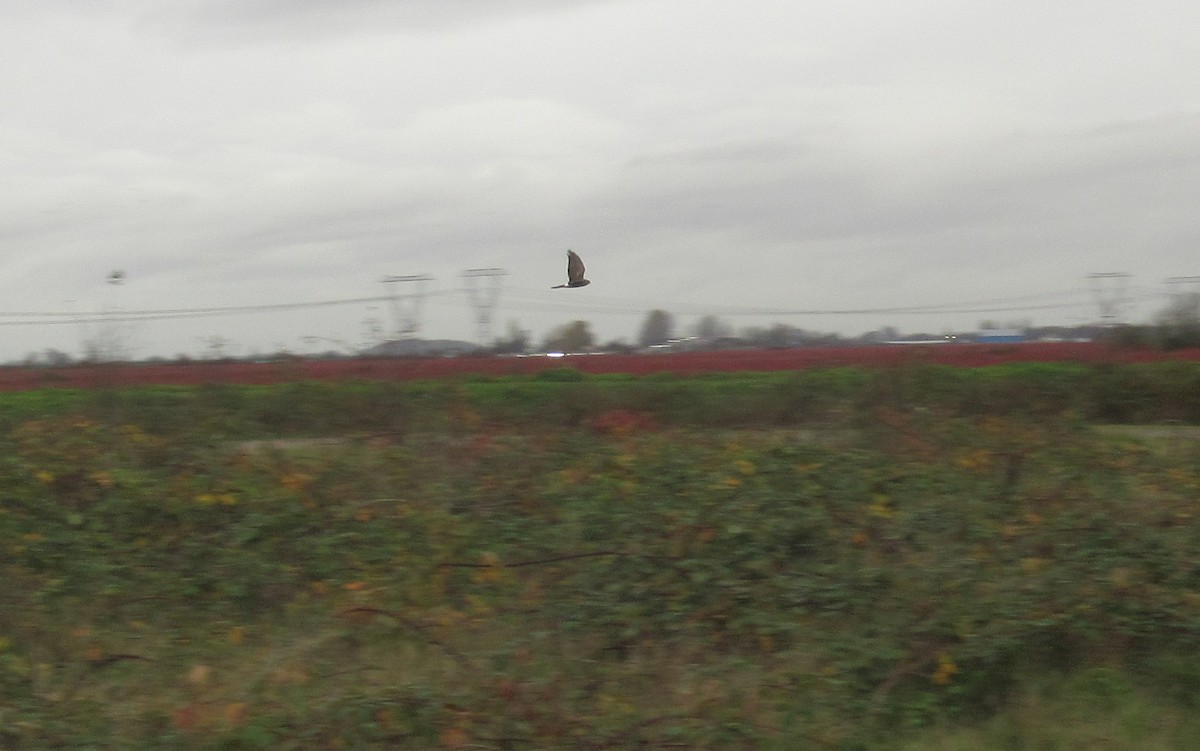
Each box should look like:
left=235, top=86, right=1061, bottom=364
left=551, top=249, right=591, bottom=288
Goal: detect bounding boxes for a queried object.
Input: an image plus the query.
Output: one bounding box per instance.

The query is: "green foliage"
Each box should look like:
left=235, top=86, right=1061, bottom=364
left=2, top=366, right=1200, bottom=747
left=2, top=361, right=1199, bottom=436
left=902, top=666, right=1200, bottom=750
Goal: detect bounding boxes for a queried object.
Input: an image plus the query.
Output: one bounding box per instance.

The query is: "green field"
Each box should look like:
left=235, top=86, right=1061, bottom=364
left=2, top=364, right=1200, bottom=749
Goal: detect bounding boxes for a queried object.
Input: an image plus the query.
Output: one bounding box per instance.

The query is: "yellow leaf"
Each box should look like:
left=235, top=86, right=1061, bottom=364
left=931, top=653, right=959, bottom=686
left=472, top=551, right=504, bottom=584
left=1020, top=557, right=1046, bottom=574
left=869, top=495, right=894, bottom=518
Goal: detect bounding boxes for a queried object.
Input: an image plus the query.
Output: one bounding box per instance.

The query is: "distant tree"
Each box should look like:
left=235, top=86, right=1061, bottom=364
left=601, top=339, right=635, bottom=354
left=772, top=324, right=799, bottom=347
left=807, top=332, right=844, bottom=347
left=43, top=349, right=74, bottom=367
left=543, top=320, right=595, bottom=353
left=22, top=349, right=74, bottom=367
left=638, top=309, right=674, bottom=348
left=740, top=326, right=765, bottom=344
left=742, top=323, right=802, bottom=348
left=692, top=315, right=733, bottom=340
left=1155, top=291, right=1200, bottom=349
left=1105, top=324, right=1156, bottom=349
left=493, top=320, right=531, bottom=354
left=861, top=325, right=901, bottom=344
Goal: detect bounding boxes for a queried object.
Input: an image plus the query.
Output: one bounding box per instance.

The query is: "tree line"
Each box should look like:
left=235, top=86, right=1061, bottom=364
left=513, top=291, right=1200, bottom=355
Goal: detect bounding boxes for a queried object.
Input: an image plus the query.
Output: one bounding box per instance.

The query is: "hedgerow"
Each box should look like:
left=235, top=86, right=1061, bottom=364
left=2, top=371, right=1200, bottom=747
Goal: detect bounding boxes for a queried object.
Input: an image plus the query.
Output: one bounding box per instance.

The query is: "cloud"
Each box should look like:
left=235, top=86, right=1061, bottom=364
left=135, top=0, right=615, bottom=46
left=568, top=110, right=1200, bottom=329
left=1, top=1, right=1199, bottom=359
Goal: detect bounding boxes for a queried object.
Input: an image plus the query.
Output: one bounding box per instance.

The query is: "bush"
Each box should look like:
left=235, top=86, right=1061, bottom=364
left=4, top=385, right=1200, bottom=747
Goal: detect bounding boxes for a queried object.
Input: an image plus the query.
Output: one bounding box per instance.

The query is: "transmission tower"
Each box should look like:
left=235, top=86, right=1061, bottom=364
left=461, top=268, right=507, bottom=346
left=1166, top=276, right=1200, bottom=296
left=381, top=274, right=432, bottom=339
left=1087, top=272, right=1131, bottom=326
left=97, top=269, right=128, bottom=362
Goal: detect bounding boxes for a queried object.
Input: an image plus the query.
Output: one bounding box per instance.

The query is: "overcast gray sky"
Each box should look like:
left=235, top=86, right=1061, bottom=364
left=2, top=0, right=1198, bottom=360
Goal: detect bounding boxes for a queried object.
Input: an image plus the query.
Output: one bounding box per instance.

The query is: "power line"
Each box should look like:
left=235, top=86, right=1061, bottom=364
left=0, top=295, right=391, bottom=319
left=0, top=287, right=474, bottom=320
left=500, top=286, right=1109, bottom=318
left=0, top=285, right=1159, bottom=329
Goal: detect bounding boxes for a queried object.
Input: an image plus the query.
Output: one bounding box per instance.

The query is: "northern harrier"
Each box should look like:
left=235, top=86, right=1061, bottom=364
left=551, top=250, right=591, bottom=288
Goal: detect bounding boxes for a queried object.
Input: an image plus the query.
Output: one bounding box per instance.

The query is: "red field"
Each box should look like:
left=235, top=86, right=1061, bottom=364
left=4, top=341, right=1200, bottom=392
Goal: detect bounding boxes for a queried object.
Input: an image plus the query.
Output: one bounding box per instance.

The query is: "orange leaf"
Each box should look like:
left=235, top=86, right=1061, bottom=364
left=223, top=702, right=248, bottom=727
left=187, top=664, right=212, bottom=686
left=440, top=726, right=469, bottom=749
left=172, top=704, right=200, bottom=731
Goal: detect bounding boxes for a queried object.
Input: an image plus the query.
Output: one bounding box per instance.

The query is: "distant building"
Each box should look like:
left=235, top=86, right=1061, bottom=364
left=974, top=329, right=1025, bottom=344
left=362, top=339, right=480, bottom=357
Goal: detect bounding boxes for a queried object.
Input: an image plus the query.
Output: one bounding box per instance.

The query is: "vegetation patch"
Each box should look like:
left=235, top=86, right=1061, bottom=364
left=2, top=364, right=1200, bottom=748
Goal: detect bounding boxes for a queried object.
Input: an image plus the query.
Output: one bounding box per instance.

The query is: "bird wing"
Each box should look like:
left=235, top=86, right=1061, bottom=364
left=566, top=250, right=586, bottom=283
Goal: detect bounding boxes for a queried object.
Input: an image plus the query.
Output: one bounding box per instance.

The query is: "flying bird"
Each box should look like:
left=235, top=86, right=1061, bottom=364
left=551, top=250, right=591, bottom=288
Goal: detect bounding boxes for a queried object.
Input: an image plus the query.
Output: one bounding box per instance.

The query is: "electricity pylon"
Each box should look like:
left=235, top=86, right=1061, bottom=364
left=1087, top=272, right=1131, bottom=326
left=97, top=269, right=128, bottom=362
left=381, top=274, right=432, bottom=339
left=1166, top=276, right=1200, bottom=295
left=461, top=268, right=507, bottom=346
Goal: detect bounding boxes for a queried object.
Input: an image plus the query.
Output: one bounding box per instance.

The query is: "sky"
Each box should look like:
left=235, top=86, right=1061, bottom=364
left=2, top=0, right=1199, bottom=360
